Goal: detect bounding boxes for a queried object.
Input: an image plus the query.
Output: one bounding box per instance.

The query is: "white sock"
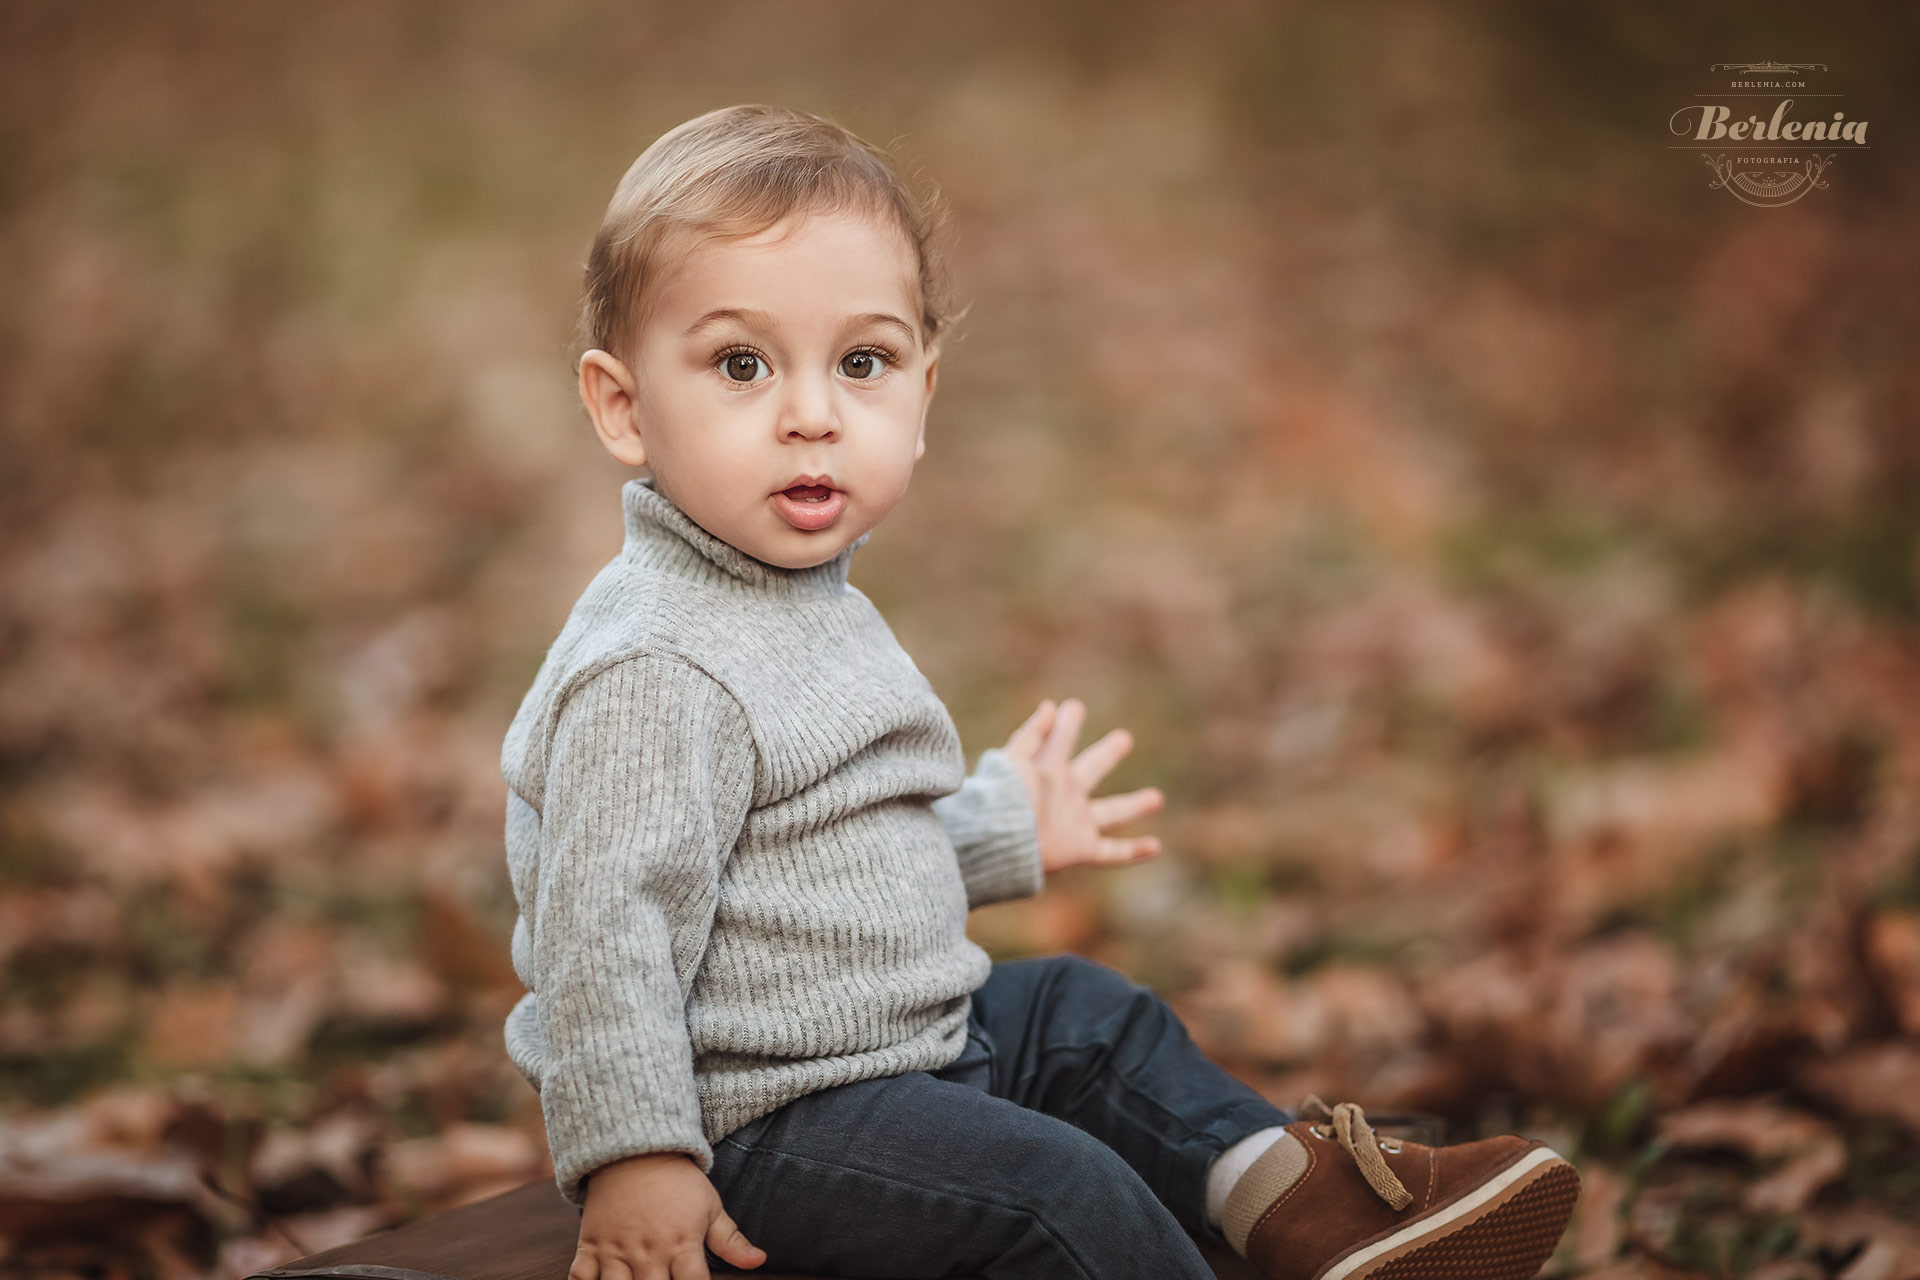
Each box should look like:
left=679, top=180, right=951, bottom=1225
left=1204, top=1126, right=1291, bottom=1229
left=1215, top=1128, right=1312, bottom=1257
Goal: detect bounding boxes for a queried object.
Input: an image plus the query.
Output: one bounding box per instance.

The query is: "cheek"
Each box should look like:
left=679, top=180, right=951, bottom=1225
left=641, top=381, right=752, bottom=446
left=848, top=378, right=925, bottom=424
left=847, top=393, right=923, bottom=455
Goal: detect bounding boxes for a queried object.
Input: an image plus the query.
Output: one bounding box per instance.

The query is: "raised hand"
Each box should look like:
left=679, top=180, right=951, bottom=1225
left=1000, top=698, right=1164, bottom=875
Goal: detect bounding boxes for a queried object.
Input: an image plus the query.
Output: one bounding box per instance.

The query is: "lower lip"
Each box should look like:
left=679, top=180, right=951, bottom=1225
left=772, top=487, right=846, bottom=531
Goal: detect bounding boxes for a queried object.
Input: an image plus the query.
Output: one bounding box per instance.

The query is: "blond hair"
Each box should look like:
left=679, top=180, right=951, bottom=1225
left=578, top=104, right=962, bottom=368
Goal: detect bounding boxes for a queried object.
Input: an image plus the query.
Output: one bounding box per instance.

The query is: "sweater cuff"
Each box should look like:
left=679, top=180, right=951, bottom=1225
left=540, top=1029, right=715, bottom=1209
left=538, top=1006, right=716, bottom=1209
left=934, top=747, right=1046, bottom=908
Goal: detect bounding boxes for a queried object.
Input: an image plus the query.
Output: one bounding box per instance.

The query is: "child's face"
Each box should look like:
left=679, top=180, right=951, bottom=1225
left=580, top=207, right=938, bottom=570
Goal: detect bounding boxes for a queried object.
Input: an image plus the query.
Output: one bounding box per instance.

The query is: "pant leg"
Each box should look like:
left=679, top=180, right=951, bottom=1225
left=706, top=1025, right=1219, bottom=1280
left=956, top=952, right=1295, bottom=1247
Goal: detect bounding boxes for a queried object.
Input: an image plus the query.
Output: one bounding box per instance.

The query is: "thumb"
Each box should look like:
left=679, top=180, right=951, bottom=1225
left=707, top=1212, right=766, bottom=1268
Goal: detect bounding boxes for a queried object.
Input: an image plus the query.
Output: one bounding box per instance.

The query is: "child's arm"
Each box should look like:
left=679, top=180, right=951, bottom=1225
left=531, top=653, right=764, bottom=1275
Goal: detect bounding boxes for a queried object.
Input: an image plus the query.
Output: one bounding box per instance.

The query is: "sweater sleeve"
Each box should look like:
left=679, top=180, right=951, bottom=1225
left=530, top=653, right=755, bottom=1209
left=932, top=746, right=1046, bottom=909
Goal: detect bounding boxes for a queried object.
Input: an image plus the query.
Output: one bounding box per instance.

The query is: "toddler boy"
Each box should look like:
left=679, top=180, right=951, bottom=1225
left=501, top=104, right=1579, bottom=1280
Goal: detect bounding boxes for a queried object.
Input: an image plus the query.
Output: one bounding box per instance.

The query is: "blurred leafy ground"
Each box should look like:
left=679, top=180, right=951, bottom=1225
left=4, top=3, right=1920, bottom=1277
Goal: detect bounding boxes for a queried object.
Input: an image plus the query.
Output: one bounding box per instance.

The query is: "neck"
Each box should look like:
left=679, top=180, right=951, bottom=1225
left=621, top=475, right=870, bottom=598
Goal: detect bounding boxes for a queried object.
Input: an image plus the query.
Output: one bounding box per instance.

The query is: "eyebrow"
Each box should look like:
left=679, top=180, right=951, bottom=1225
left=684, top=307, right=921, bottom=348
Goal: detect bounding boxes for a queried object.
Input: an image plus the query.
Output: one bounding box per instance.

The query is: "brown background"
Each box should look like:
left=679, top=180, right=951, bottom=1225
left=3, top=3, right=1918, bottom=1276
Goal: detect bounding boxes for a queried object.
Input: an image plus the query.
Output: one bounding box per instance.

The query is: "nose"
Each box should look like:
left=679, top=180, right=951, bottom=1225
left=776, top=366, right=840, bottom=441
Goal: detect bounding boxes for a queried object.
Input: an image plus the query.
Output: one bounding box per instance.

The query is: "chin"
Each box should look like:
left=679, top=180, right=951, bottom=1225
left=768, top=540, right=848, bottom=570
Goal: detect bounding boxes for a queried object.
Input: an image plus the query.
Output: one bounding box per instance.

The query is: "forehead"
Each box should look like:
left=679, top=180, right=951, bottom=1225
left=649, top=208, right=921, bottom=335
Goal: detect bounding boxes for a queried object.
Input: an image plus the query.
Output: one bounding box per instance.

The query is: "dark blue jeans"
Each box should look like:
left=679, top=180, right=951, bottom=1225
left=706, top=953, right=1293, bottom=1279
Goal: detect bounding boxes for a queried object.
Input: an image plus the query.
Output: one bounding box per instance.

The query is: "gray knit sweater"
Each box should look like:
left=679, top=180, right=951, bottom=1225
left=500, top=476, right=1045, bottom=1208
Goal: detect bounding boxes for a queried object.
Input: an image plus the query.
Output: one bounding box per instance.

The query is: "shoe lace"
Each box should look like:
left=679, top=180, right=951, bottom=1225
left=1299, top=1095, right=1414, bottom=1210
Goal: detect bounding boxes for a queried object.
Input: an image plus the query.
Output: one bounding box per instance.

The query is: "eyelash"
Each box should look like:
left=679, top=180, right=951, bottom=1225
left=712, top=343, right=902, bottom=385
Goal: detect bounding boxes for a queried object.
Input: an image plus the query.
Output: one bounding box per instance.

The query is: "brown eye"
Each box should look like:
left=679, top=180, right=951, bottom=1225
left=840, top=350, right=887, bottom=380
left=722, top=352, right=768, bottom=382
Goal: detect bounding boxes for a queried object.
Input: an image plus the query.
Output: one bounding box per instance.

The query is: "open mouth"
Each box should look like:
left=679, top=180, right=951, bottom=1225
left=771, top=484, right=845, bottom=531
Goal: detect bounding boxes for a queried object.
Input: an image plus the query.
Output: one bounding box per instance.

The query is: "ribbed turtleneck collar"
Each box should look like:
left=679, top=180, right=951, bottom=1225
left=620, top=475, right=870, bottom=598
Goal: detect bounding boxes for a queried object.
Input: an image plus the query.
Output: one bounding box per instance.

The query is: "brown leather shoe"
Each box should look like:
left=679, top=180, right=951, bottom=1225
left=1237, top=1099, right=1579, bottom=1280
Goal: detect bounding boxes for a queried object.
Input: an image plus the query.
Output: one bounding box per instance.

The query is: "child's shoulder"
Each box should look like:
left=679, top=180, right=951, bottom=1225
left=536, top=557, right=742, bottom=691
left=501, top=562, right=748, bottom=797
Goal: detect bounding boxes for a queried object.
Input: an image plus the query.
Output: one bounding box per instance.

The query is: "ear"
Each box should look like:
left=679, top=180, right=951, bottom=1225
left=914, top=346, right=939, bottom=461
left=579, top=349, right=648, bottom=467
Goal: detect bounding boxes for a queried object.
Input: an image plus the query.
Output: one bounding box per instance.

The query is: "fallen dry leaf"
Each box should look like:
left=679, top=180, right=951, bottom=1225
left=1864, top=912, right=1920, bottom=1037
left=1795, top=1043, right=1920, bottom=1140
left=1656, top=1097, right=1845, bottom=1214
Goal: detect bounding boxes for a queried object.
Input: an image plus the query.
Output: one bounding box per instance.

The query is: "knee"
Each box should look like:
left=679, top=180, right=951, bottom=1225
left=1036, top=951, right=1153, bottom=1009
left=1003, top=1123, right=1163, bottom=1224
left=998, top=1129, right=1197, bottom=1269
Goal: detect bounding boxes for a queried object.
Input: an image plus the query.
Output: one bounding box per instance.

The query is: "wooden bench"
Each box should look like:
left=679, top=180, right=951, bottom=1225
left=247, top=1178, right=1261, bottom=1280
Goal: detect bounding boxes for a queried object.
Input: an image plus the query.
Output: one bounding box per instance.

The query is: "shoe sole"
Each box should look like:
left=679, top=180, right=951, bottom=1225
left=1318, top=1148, right=1580, bottom=1280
